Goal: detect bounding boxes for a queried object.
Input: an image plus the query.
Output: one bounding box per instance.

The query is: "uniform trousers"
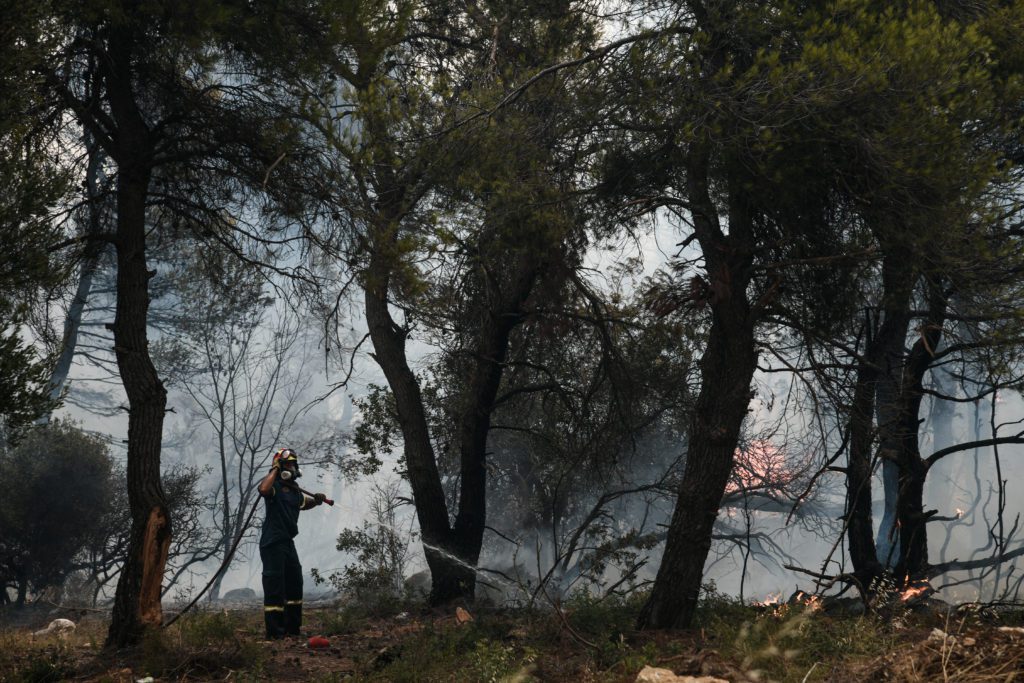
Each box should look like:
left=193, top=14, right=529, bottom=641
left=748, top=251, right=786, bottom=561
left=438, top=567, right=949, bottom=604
left=260, top=539, right=303, bottom=638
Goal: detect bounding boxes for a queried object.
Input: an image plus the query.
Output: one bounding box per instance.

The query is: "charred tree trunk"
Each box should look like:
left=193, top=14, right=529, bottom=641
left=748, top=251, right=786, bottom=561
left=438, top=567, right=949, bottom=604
left=846, top=255, right=915, bottom=585
left=105, top=35, right=171, bottom=648
left=845, top=311, right=884, bottom=588
left=869, top=254, right=915, bottom=570
left=637, top=153, right=756, bottom=630
left=893, top=278, right=946, bottom=580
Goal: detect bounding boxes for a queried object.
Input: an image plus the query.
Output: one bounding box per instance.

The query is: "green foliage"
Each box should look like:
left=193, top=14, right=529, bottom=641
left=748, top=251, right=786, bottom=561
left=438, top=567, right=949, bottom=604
left=351, top=384, right=398, bottom=470
left=691, top=582, right=896, bottom=682
left=0, top=421, right=113, bottom=601
left=564, top=590, right=650, bottom=643
left=0, top=326, right=56, bottom=442
left=313, top=480, right=409, bottom=610
left=9, top=647, right=76, bottom=683
left=0, top=3, right=70, bottom=440
left=178, top=610, right=242, bottom=648
left=364, top=621, right=532, bottom=683
left=143, top=611, right=266, bottom=678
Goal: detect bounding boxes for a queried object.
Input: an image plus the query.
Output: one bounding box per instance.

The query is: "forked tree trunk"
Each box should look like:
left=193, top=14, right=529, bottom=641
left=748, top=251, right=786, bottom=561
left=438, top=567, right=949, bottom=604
left=846, top=255, right=914, bottom=586
left=892, top=278, right=946, bottom=580
left=364, top=231, right=542, bottom=604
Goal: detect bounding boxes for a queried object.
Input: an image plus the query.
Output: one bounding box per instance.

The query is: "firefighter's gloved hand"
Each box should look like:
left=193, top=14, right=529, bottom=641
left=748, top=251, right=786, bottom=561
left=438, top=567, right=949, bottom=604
left=314, top=493, right=327, bottom=505
left=271, top=452, right=283, bottom=471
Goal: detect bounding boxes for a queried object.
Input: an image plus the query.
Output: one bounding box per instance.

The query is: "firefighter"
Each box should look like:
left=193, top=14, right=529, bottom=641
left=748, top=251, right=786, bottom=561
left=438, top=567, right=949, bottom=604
left=257, top=448, right=327, bottom=639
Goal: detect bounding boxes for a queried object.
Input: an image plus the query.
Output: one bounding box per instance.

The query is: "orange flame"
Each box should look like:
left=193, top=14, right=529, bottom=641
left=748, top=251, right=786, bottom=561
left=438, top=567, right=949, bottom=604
left=727, top=441, right=791, bottom=494
left=900, top=577, right=932, bottom=602
left=792, top=590, right=823, bottom=610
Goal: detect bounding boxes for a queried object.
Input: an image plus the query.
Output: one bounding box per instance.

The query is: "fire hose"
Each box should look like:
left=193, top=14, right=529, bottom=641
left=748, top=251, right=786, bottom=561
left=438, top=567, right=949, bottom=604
left=163, top=484, right=333, bottom=628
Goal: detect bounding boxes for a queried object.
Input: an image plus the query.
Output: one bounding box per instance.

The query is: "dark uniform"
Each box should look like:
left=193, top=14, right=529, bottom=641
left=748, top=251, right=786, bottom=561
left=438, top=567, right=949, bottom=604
left=260, top=479, right=314, bottom=638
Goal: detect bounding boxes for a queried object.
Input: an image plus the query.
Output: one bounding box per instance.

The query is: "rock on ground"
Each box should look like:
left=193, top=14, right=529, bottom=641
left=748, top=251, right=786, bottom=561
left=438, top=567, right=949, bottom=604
left=635, top=665, right=730, bottom=683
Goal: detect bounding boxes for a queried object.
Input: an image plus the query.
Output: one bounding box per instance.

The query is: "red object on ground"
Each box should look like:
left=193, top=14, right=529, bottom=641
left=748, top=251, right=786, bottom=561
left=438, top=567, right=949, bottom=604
left=308, top=635, right=330, bottom=649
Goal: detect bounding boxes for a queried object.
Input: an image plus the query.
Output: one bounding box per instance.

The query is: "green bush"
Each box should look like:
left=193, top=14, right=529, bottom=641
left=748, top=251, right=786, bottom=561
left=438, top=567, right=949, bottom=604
left=178, top=610, right=243, bottom=647
left=11, top=647, right=75, bottom=683
left=366, top=622, right=531, bottom=682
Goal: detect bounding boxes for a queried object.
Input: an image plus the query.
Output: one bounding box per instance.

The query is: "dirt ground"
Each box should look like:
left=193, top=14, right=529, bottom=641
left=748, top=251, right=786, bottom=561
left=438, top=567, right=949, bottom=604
left=3, top=600, right=1024, bottom=682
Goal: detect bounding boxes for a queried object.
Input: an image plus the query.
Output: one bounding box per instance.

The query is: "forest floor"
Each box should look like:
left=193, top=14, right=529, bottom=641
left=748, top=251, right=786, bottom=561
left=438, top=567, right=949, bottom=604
left=3, top=590, right=1024, bottom=682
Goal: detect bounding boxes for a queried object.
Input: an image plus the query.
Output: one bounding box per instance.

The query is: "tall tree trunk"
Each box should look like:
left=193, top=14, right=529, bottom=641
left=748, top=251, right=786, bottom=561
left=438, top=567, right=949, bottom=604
left=638, top=154, right=756, bottom=630
left=105, top=36, right=171, bottom=647
left=846, top=254, right=914, bottom=585
left=445, top=250, right=541, bottom=602
left=845, top=310, right=884, bottom=588
left=893, top=277, right=946, bottom=579
left=364, top=251, right=459, bottom=602
left=365, top=241, right=542, bottom=603
left=872, top=256, right=915, bottom=569
left=40, top=131, right=108, bottom=420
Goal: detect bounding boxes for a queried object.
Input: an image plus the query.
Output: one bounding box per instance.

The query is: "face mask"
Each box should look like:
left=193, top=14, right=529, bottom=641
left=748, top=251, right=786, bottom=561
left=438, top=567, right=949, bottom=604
left=280, top=469, right=293, bottom=481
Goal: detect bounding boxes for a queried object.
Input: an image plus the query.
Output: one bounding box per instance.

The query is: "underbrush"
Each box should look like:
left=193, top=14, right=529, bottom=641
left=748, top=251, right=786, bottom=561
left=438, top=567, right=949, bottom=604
left=138, top=609, right=267, bottom=679
left=1, top=593, right=1010, bottom=682
left=362, top=620, right=535, bottom=682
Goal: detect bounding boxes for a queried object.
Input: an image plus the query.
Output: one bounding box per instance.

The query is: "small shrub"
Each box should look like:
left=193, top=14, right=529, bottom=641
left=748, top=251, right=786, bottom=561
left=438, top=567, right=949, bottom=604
left=12, top=647, right=76, bottom=683
left=178, top=609, right=242, bottom=647
left=563, top=589, right=647, bottom=640
left=366, top=622, right=530, bottom=682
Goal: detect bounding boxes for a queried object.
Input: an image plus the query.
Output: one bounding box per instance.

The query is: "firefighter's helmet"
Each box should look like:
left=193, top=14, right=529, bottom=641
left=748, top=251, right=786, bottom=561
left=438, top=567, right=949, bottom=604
left=273, top=448, right=301, bottom=479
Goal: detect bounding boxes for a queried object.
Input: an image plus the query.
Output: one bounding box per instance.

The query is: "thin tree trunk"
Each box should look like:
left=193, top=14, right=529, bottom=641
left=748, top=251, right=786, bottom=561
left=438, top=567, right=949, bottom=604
left=871, top=256, right=915, bottom=569
left=845, top=311, right=883, bottom=588
left=41, top=131, right=108, bottom=420
left=105, top=36, right=171, bottom=647
left=15, top=568, right=27, bottom=608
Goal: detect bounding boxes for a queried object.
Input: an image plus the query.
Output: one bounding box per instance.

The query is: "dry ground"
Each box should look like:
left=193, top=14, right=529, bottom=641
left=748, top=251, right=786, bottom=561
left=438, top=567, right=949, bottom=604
left=3, top=595, right=1024, bottom=682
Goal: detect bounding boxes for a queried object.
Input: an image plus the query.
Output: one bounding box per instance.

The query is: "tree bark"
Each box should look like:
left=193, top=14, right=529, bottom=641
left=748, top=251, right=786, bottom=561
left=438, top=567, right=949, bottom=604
left=104, top=33, right=171, bottom=648
left=364, top=228, right=542, bottom=604
left=870, top=254, right=915, bottom=569
left=893, top=277, right=946, bottom=579
left=637, top=153, right=757, bottom=629
left=846, top=254, right=914, bottom=585
left=364, top=249, right=461, bottom=602
left=845, top=311, right=884, bottom=588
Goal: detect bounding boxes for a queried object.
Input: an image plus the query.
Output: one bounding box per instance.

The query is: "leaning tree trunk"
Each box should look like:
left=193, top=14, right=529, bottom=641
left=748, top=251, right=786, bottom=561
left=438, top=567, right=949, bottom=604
left=41, top=131, right=108, bottom=421
left=105, top=44, right=171, bottom=646
left=364, top=251, right=461, bottom=603
left=637, top=157, right=757, bottom=630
